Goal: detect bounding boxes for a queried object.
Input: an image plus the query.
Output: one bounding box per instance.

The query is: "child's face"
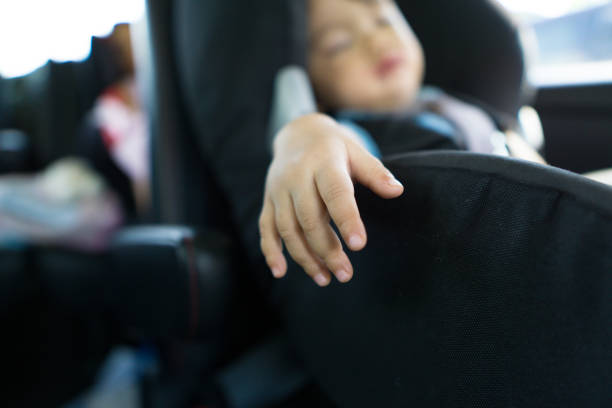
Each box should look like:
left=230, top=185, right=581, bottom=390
left=308, top=0, right=425, bottom=113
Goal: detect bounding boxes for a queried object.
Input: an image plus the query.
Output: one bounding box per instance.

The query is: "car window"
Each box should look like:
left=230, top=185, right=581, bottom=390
left=0, top=0, right=145, bottom=79
left=496, top=0, right=612, bottom=86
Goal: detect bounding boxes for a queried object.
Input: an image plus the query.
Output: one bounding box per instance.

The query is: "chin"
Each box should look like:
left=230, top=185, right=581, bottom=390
left=379, top=87, right=419, bottom=112
left=340, top=81, right=418, bottom=112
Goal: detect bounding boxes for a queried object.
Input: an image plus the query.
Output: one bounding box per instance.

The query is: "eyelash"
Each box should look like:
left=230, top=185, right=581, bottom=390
left=324, top=37, right=354, bottom=56
left=321, top=16, right=392, bottom=56
left=327, top=42, right=352, bottom=57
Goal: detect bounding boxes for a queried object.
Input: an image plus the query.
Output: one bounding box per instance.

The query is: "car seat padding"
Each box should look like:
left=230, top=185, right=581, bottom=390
left=277, top=151, right=612, bottom=407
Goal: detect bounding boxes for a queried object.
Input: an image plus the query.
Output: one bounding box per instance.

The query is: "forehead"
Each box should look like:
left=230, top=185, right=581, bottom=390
left=308, top=0, right=389, bottom=28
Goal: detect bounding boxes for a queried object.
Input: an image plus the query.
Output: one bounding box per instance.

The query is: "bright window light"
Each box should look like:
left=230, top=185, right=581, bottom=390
left=0, top=0, right=145, bottom=79
left=496, top=0, right=610, bottom=19
left=496, top=0, right=612, bottom=86
left=529, top=60, right=612, bottom=86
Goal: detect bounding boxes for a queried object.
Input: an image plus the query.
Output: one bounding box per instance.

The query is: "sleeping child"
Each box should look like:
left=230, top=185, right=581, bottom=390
left=258, top=0, right=600, bottom=287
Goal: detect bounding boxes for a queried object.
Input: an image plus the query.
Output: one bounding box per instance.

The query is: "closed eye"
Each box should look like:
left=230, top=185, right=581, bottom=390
left=320, top=31, right=354, bottom=56
left=376, top=15, right=392, bottom=27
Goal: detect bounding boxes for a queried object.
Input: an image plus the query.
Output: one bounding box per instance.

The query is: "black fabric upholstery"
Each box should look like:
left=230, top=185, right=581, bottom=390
left=353, top=113, right=466, bottom=155
left=172, top=0, right=293, bottom=235
left=148, top=0, right=237, bottom=229
left=0, top=80, right=8, bottom=126
left=0, top=129, right=32, bottom=174
left=0, top=225, right=241, bottom=406
left=277, top=151, right=612, bottom=407
left=400, top=0, right=525, bottom=117
left=148, top=0, right=282, bottom=359
left=1, top=247, right=115, bottom=407
left=148, top=1, right=612, bottom=406
left=109, top=226, right=235, bottom=340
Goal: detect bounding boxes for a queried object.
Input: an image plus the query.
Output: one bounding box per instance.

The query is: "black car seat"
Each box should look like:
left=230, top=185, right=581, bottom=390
left=142, top=0, right=612, bottom=406
left=164, top=0, right=529, bottom=288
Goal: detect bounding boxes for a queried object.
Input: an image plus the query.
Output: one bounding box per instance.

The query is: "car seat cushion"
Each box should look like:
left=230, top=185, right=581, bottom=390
left=277, top=151, right=612, bottom=407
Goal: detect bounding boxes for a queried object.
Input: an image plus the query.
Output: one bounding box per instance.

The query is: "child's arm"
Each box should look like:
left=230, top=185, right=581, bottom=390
left=505, top=130, right=547, bottom=165
left=258, top=113, right=404, bottom=286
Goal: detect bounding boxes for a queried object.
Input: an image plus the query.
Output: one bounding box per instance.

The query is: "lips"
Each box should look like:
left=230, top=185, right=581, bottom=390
left=375, top=55, right=405, bottom=78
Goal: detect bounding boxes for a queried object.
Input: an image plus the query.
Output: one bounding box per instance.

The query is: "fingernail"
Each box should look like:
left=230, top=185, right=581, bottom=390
left=271, top=267, right=283, bottom=278
left=387, top=176, right=403, bottom=188
left=314, top=273, right=330, bottom=287
left=336, top=269, right=352, bottom=283
left=349, top=235, right=364, bottom=249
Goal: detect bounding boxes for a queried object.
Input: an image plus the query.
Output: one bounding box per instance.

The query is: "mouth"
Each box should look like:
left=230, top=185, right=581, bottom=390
left=375, top=54, right=405, bottom=78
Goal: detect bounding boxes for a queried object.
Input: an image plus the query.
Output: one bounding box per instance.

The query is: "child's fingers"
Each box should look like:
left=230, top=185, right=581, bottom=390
left=273, top=194, right=332, bottom=287
left=291, top=186, right=354, bottom=283
left=315, top=165, right=367, bottom=252
left=347, top=142, right=404, bottom=199
left=259, top=197, right=287, bottom=278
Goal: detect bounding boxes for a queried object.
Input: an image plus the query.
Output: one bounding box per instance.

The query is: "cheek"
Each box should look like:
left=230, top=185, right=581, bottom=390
left=406, top=37, right=425, bottom=77
left=391, top=35, right=425, bottom=88
left=331, top=58, right=381, bottom=105
left=311, top=55, right=375, bottom=109
left=410, top=42, right=425, bottom=75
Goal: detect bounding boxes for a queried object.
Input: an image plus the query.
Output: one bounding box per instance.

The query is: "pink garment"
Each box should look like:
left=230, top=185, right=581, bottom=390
left=94, top=80, right=150, bottom=184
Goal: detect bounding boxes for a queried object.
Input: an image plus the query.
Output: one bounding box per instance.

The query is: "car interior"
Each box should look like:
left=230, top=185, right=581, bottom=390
left=1, top=0, right=611, bottom=407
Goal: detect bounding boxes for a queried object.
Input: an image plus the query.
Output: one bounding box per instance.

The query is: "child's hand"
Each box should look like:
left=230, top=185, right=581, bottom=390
left=259, top=113, right=404, bottom=287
